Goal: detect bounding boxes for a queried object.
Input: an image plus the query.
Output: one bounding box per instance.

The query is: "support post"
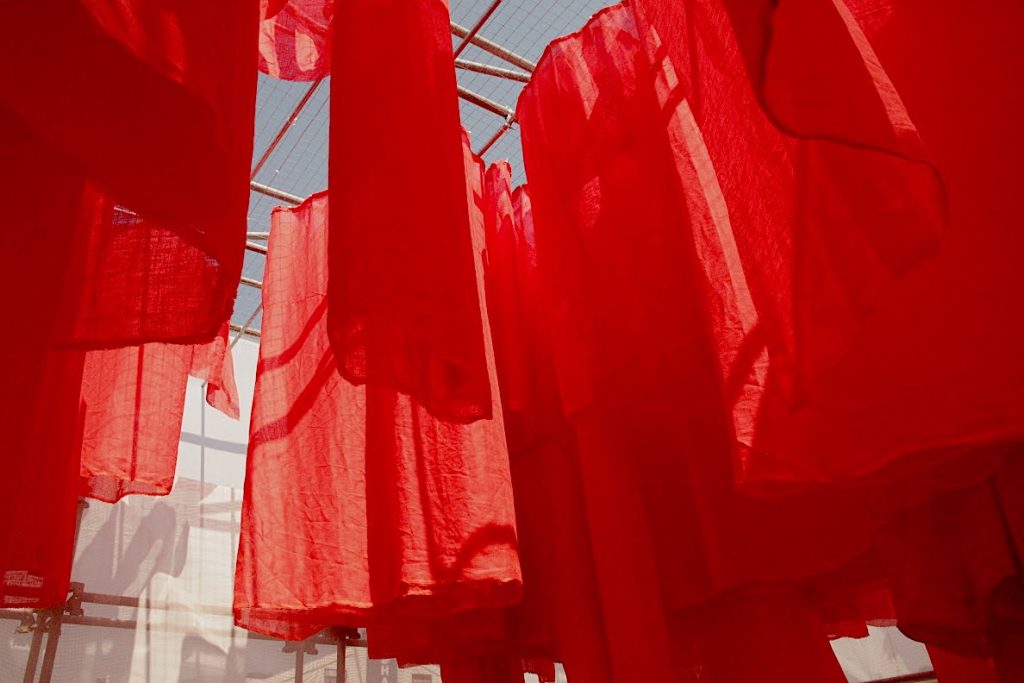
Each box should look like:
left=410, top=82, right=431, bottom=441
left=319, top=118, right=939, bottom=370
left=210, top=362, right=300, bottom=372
left=21, top=614, right=43, bottom=683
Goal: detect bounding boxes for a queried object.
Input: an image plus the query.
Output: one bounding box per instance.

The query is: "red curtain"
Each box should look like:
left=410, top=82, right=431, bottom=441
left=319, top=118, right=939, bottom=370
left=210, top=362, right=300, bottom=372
left=80, top=325, right=240, bottom=504
left=234, top=162, right=520, bottom=647
left=327, top=0, right=492, bottom=423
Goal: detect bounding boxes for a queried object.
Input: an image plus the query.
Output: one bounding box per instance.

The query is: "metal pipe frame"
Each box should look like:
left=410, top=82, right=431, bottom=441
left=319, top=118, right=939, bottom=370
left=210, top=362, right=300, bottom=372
left=251, top=80, right=324, bottom=182
left=450, top=20, right=536, bottom=72
left=453, top=0, right=504, bottom=59
left=457, top=85, right=515, bottom=119
left=2, top=601, right=939, bottom=683
left=455, top=58, right=530, bottom=83
left=250, top=181, right=303, bottom=206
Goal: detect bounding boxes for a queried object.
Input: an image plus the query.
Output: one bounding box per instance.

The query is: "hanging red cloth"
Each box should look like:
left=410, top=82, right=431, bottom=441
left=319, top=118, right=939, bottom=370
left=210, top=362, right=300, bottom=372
left=724, top=0, right=1024, bottom=485
left=613, top=0, right=943, bottom=486
left=478, top=163, right=613, bottom=682
left=79, top=324, right=240, bottom=504
left=234, top=178, right=520, bottom=644
left=0, top=1, right=256, bottom=609
left=1, top=0, right=258, bottom=344
left=258, top=0, right=331, bottom=81
left=872, top=455, right=1024, bottom=680
left=515, top=5, right=913, bottom=680
left=327, top=0, right=491, bottom=423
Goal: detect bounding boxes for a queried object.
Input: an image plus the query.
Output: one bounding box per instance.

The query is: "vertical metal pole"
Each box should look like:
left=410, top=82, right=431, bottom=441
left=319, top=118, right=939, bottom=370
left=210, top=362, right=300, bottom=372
left=37, top=612, right=62, bottom=683
left=21, top=616, right=43, bottom=683
left=294, top=646, right=305, bottom=683
left=338, top=639, right=347, bottom=683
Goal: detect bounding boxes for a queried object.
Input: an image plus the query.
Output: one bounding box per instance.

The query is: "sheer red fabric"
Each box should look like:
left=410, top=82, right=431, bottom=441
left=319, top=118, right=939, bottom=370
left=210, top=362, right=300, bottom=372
left=515, top=6, right=913, bottom=679
left=234, top=180, right=520, bottom=644
left=872, top=455, right=1024, bottom=678
left=480, top=165, right=613, bottom=682
left=1, top=1, right=258, bottom=344
left=605, top=0, right=942, bottom=486
left=327, top=0, right=491, bottom=423
left=0, top=1, right=255, bottom=609
left=729, top=0, right=1024, bottom=484
left=258, top=0, right=331, bottom=81
left=0, top=125, right=90, bottom=608
left=79, top=325, right=240, bottom=504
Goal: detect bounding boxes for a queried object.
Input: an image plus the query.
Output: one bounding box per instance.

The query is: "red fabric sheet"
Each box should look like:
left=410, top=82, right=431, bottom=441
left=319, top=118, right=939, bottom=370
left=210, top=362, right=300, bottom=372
left=513, top=5, right=941, bottom=679
left=234, top=171, right=520, bottom=645
left=80, top=325, right=240, bottom=504
left=327, top=0, right=492, bottom=423
left=726, top=0, right=1024, bottom=485
left=258, top=0, right=331, bottom=81
left=0, top=2, right=255, bottom=608
left=873, top=456, right=1024, bottom=676
left=605, top=0, right=942, bottom=486
left=479, top=165, right=613, bottom=682
left=1, top=1, right=257, bottom=344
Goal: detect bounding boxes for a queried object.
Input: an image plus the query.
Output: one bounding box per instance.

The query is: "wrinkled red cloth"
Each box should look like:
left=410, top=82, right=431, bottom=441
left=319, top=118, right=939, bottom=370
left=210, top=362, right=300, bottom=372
left=572, top=0, right=941, bottom=486
left=1, top=1, right=257, bottom=344
left=80, top=324, right=240, bottom=504
left=480, top=165, right=613, bottom=682
left=728, top=0, right=1024, bottom=484
left=327, top=0, right=491, bottom=423
left=258, top=0, right=331, bottom=81
left=514, top=5, right=929, bottom=679
left=0, top=1, right=255, bottom=608
left=873, top=456, right=1024, bottom=679
left=234, top=179, right=520, bottom=644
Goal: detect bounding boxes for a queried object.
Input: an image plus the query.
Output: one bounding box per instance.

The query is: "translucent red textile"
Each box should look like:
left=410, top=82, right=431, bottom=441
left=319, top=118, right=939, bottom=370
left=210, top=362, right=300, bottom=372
left=327, top=0, right=491, bottom=423
left=258, top=0, right=331, bottom=81
left=234, top=182, right=520, bottom=643
left=873, top=456, right=1024, bottom=678
left=0, top=124, right=90, bottom=608
left=587, top=0, right=941, bottom=485
left=515, top=6, right=906, bottom=679
left=728, top=0, right=1024, bottom=483
left=480, top=165, right=613, bottom=682
left=0, top=1, right=255, bottom=609
left=1, top=1, right=258, bottom=344
left=79, top=325, right=240, bottom=504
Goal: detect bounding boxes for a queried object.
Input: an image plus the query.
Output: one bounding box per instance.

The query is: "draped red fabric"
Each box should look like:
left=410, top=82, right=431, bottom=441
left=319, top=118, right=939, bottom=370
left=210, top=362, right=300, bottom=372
left=327, top=0, right=491, bottom=423
left=871, top=456, right=1024, bottom=679
left=728, top=0, right=1024, bottom=484
left=608, top=0, right=942, bottom=486
left=234, top=180, right=520, bottom=644
left=258, top=0, right=331, bottom=81
left=79, top=325, right=240, bottom=504
left=0, top=1, right=255, bottom=610
left=514, top=5, right=923, bottom=679
left=480, top=165, right=613, bottom=682
left=1, top=1, right=257, bottom=344
left=0, top=123, right=90, bottom=609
